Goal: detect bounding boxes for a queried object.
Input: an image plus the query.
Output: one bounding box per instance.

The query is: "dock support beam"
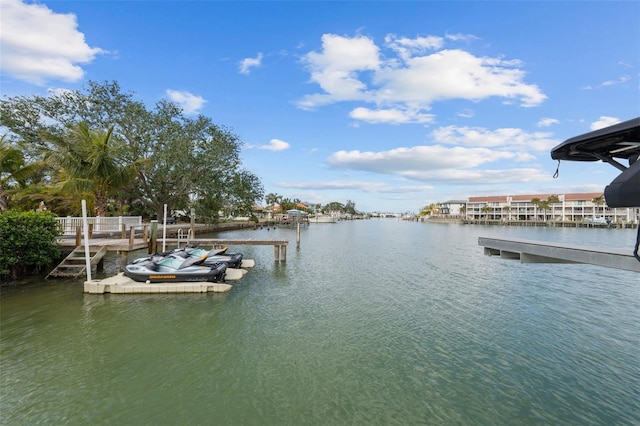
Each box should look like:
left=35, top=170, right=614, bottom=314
left=274, top=244, right=287, bottom=262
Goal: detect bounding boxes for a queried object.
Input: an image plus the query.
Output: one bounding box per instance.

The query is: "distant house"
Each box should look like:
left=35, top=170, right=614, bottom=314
left=439, top=200, right=467, bottom=216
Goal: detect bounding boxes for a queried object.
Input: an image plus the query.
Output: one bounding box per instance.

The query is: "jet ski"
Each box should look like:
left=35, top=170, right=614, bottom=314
left=181, top=246, right=244, bottom=269
left=124, top=253, right=227, bottom=283
left=135, top=246, right=244, bottom=269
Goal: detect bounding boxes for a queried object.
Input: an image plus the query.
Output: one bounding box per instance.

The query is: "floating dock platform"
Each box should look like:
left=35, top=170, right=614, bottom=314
left=84, top=259, right=255, bottom=294
left=84, top=273, right=233, bottom=294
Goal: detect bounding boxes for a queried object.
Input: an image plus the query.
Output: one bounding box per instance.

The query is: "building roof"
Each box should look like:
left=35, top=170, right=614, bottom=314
left=563, top=192, right=604, bottom=201
left=468, top=196, right=508, bottom=203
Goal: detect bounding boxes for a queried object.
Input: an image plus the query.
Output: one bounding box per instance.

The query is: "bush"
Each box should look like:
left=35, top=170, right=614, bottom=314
left=0, top=210, right=61, bottom=279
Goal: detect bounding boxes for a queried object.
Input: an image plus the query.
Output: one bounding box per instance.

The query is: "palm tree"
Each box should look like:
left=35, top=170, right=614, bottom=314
left=592, top=195, right=605, bottom=219
left=46, top=123, right=138, bottom=216
left=538, top=200, right=550, bottom=221
left=547, top=194, right=560, bottom=221
left=530, top=198, right=541, bottom=221
left=503, top=205, right=511, bottom=221
left=481, top=205, right=492, bottom=220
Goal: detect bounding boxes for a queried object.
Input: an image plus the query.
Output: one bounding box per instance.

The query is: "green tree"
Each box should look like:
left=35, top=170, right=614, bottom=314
left=419, top=202, right=439, bottom=217
left=265, top=193, right=282, bottom=207
left=344, top=200, right=357, bottom=215
left=1, top=80, right=264, bottom=220
left=324, top=201, right=345, bottom=213
left=0, top=136, right=25, bottom=211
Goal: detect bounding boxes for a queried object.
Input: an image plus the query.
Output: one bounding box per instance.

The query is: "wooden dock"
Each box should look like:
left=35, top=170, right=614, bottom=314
left=164, top=238, right=290, bottom=261
left=54, top=233, right=288, bottom=279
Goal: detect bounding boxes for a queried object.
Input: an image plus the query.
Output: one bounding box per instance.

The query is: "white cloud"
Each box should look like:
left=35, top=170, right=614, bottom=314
left=538, top=118, right=559, bottom=127
left=328, top=145, right=515, bottom=173
left=278, top=180, right=434, bottom=193
left=297, top=33, right=547, bottom=121
left=298, top=33, right=380, bottom=108
left=165, top=90, right=207, bottom=114
left=325, top=144, right=553, bottom=185
left=349, top=107, right=434, bottom=124
left=444, top=32, right=479, bottom=43
left=0, top=0, right=105, bottom=85
left=602, top=75, right=630, bottom=86
left=590, top=116, right=620, bottom=130
left=384, top=34, right=444, bottom=61
left=432, top=125, right=558, bottom=152
left=322, top=123, right=559, bottom=186
left=253, top=138, right=290, bottom=151
left=457, top=109, right=474, bottom=118
left=239, top=53, right=263, bottom=75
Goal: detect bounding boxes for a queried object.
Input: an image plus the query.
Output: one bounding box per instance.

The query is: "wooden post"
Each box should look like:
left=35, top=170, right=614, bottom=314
left=120, top=251, right=128, bottom=271
left=281, top=245, right=287, bottom=262
left=75, top=226, right=81, bottom=247
left=149, top=220, right=158, bottom=254
left=274, top=245, right=280, bottom=262
left=88, top=223, right=93, bottom=239
left=128, top=225, right=135, bottom=248
left=143, top=225, right=149, bottom=243
left=190, top=208, right=196, bottom=240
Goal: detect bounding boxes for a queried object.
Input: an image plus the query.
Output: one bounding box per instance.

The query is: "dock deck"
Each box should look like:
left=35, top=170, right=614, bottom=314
left=478, top=237, right=640, bottom=272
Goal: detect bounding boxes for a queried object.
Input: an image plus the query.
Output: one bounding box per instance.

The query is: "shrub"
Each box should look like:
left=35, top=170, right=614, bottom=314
left=0, top=210, right=61, bottom=279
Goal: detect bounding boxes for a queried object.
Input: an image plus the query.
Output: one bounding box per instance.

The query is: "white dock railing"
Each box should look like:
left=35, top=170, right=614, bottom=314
left=56, top=216, right=143, bottom=235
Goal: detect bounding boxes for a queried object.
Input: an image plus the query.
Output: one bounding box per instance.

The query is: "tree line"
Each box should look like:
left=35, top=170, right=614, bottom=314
left=0, top=80, right=264, bottom=221
left=264, top=193, right=359, bottom=215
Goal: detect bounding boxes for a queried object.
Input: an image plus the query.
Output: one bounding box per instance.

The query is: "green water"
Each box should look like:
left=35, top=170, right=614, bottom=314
left=1, top=221, right=639, bottom=425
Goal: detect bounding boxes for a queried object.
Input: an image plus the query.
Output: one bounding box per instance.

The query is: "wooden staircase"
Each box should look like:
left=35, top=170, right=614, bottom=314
left=47, top=246, right=107, bottom=279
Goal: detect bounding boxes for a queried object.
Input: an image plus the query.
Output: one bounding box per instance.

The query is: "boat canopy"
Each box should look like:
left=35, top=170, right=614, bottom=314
left=286, top=209, right=309, bottom=216
left=551, top=117, right=640, bottom=171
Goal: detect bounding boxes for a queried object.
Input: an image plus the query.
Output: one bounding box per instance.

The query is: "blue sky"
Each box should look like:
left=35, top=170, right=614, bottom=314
left=1, top=0, right=639, bottom=213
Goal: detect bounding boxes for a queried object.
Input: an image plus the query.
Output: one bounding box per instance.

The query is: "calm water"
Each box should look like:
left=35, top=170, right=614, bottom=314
left=1, top=221, right=639, bottom=425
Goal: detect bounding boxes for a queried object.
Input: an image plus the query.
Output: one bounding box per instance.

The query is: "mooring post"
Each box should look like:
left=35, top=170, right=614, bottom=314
left=149, top=220, right=158, bottom=254
left=281, top=244, right=287, bottom=262
left=190, top=208, right=196, bottom=240
left=296, top=223, right=300, bottom=248
left=274, top=245, right=280, bottom=262
left=128, top=225, right=135, bottom=248
left=120, top=251, right=128, bottom=272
